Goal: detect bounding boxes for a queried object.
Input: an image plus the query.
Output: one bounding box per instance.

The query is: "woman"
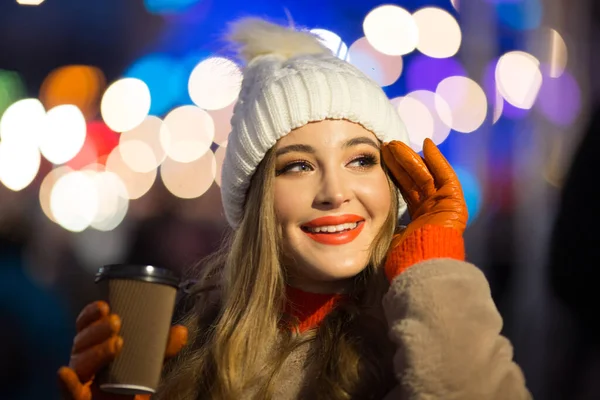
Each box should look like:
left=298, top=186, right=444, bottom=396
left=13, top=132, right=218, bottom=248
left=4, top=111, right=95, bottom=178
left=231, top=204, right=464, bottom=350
left=58, top=18, right=531, bottom=399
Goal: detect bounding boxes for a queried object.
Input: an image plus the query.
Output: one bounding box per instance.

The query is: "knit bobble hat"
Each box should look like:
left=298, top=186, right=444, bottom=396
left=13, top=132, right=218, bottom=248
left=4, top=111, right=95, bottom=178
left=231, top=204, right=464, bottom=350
left=221, top=18, right=409, bottom=229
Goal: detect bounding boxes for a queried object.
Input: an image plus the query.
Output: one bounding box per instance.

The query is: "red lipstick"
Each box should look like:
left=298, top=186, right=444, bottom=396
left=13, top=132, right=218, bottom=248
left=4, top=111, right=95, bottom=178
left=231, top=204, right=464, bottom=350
left=301, top=214, right=365, bottom=245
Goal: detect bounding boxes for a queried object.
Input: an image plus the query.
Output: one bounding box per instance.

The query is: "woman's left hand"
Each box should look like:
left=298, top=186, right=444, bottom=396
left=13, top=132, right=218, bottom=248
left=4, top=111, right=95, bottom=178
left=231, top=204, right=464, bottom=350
left=381, top=138, right=468, bottom=280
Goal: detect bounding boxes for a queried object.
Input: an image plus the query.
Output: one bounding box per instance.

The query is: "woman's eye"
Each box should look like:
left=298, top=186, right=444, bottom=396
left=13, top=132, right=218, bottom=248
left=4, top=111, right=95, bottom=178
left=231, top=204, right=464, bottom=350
left=276, top=161, right=314, bottom=175
left=348, top=155, right=378, bottom=169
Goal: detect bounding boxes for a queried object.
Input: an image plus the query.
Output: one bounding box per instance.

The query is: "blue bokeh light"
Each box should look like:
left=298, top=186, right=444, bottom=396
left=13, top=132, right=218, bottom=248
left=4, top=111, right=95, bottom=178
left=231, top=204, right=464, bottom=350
left=124, top=54, right=187, bottom=116
left=496, top=0, right=542, bottom=31
left=144, top=0, right=202, bottom=14
left=453, top=166, right=483, bottom=226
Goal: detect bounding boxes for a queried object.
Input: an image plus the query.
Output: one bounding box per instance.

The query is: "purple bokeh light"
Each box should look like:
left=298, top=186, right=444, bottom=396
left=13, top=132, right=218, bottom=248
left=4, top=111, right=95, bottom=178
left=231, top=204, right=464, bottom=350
left=536, top=68, right=581, bottom=126
left=405, top=55, right=466, bottom=93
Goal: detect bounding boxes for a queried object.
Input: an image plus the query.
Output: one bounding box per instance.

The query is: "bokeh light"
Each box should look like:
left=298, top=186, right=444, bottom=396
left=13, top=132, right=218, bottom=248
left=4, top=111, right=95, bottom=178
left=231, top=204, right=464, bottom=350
left=363, top=5, right=419, bottom=56
left=395, top=95, right=435, bottom=153
left=101, top=78, right=151, bottom=132
left=495, top=0, right=543, bottom=31
left=105, top=145, right=156, bottom=199
left=496, top=51, right=542, bottom=109
left=89, top=171, right=129, bottom=231
left=436, top=76, right=487, bottom=133
left=348, top=37, right=404, bottom=87
left=188, top=57, right=242, bottom=110
left=160, top=105, right=215, bottom=163
left=39, top=165, right=72, bottom=222
left=534, top=28, right=568, bottom=78
left=405, top=55, right=466, bottom=92
left=40, top=65, right=106, bottom=120
left=17, top=0, right=45, bottom=5
left=0, top=98, right=45, bottom=148
left=310, top=29, right=349, bottom=60
left=451, top=0, right=459, bottom=11
left=214, top=145, right=226, bottom=187
left=536, top=70, right=581, bottom=126
left=454, top=166, right=482, bottom=226
left=50, top=171, right=99, bottom=232
left=407, top=90, right=452, bottom=147
left=0, top=140, right=41, bottom=191
left=68, top=121, right=119, bottom=170
left=207, top=101, right=235, bottom=147
left=119, top=116, right=167, bottom=172
left=413, top=7, right=462, bottom=59
left=40, top=105, right=87, bottom=165
left=0, top=70, right=26, bottom=118
left=125, top=54, right=186, bottom=116
left=144, top=0, right=201, bottom=14
left=160, top=150, right=216, bottom=199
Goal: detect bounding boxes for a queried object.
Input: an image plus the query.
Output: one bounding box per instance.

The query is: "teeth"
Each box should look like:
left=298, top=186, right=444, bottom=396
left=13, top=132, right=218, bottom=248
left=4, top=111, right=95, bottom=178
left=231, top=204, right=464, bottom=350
left=307, top=222, right=358, bottom=233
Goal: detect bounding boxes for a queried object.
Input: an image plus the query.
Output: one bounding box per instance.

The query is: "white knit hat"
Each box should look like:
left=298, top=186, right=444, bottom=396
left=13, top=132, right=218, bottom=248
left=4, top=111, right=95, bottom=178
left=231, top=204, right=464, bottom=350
left=221, top=18, right=409, bottom=229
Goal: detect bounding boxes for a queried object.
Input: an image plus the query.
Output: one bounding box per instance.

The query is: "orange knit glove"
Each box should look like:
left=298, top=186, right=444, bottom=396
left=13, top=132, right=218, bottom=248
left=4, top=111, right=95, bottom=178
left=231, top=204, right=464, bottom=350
left=382, top=138, right=468, bottom=281
left=57, top=301, right=188, bottom=400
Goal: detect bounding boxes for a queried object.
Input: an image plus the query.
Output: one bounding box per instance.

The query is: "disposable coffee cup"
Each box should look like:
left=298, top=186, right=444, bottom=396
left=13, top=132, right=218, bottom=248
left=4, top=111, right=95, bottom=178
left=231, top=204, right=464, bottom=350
left=94, top=264, right=180, bottom=395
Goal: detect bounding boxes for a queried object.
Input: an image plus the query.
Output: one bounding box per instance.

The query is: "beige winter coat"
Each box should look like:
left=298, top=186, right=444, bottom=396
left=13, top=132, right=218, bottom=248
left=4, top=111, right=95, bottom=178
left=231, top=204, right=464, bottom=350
left=268, top=258, right=531, bottom=399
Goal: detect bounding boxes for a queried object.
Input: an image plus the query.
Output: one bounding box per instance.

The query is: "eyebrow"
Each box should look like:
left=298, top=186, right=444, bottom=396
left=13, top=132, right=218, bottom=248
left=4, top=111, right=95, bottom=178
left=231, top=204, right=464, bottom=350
left=275, top=136, right=380, bottom=157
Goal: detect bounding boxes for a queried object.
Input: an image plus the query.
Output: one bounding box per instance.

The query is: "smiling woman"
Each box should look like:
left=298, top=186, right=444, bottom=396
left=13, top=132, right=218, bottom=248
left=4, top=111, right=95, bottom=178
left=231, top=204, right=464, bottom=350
left=58, top=17, right=532, bottom=400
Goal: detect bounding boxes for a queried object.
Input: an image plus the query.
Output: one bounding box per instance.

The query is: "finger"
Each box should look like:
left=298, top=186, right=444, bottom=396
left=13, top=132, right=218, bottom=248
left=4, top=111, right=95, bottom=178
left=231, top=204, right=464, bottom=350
left=386, top=141, right=435, bottom=197
left=58, top=366, right=89, bottom=400
left=72, top=314, right=121, bottom=354
left=165, top=325, right=188, bottom=359
left=70, top=335, right=123, bottom=383
left=422, top=139, right=458, bottom=188
left=76, top=301, right=110, bottom=333
left=382, top=145, right=421, bottom=206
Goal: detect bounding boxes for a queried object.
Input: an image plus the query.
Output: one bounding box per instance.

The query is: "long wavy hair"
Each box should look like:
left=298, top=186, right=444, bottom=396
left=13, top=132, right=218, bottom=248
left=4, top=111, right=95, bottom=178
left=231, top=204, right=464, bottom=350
left=156, top=142, right=400, bottom=400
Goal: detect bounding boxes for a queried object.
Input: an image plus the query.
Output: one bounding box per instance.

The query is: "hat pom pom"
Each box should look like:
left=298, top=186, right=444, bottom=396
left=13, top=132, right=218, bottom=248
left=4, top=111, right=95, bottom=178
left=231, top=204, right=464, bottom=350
left=227, top=17, right=331, bottom=64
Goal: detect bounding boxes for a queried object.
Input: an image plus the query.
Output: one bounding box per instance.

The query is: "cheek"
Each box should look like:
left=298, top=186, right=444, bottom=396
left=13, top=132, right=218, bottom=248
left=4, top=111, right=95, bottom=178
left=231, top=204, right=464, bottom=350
left=354, top=173, right=392, bottom=220
left=273, top=180, right=312, bottom=225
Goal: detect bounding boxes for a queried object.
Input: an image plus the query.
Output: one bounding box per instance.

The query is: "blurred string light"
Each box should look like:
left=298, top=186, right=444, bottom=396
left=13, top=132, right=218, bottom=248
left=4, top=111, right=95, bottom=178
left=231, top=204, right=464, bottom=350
left=160, top=150, right=216, bottom=199
left=310, top=29, right=350, bottom=60
left=348, top=37, right=403, bottom=87
left=496, top=51, right=542, bottom=109
left=188, top=57, right=242, bottom=110
left=105, top=145, right=156, bottom=200
left=406, top=55, right=466, bottom=92
left=436, top=76, right=487, bottom=133
left=119, top=116, right=167, bottom=172
left=144, top=0, right=201, bottom=14
left=88, top=170, right=129, bottom=231
left=363, top=5, right=418, bottom=56
left=413, top=7, right=462, bottom=59
left=395, top=95, right=435, bottom=153
left=0, top=70, right=26, bottom=118
left=124, top=54, right=186, bottom=116
left=408, top=90, right=452, bottom=146
left=40, top=65, right=106, bottom=120
left=495, top=0, right=543, bottom=31
left=40, top=105, right=87, bottom=165
left=101, top=78, right=151, bottom=132
left=160, top=105, right=214, bottom=163
left=451, top=0, right=459, bottom=12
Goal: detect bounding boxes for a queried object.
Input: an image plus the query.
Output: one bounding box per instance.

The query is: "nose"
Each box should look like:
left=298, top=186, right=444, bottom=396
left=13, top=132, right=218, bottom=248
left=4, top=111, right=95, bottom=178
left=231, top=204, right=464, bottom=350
left=313, top=168, right=352, bottom=210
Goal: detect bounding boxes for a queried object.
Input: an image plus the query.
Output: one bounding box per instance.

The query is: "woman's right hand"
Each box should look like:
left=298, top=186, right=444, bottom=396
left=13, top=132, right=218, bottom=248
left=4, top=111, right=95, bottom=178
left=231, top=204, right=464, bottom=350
left=57, top=301, right=188, bottom=400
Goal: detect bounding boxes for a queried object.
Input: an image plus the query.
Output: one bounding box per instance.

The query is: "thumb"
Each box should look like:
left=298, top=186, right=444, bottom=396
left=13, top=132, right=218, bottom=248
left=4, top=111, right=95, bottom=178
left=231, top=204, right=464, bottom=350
left=58, top=366, right=90, bottom=400
left=164, top=325, right=188, bottom=359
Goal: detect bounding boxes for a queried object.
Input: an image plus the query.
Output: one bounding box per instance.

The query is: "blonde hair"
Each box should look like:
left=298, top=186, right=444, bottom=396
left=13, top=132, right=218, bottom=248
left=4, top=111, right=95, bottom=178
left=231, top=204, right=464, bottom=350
left=157, top=143, right=399, bottom=400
